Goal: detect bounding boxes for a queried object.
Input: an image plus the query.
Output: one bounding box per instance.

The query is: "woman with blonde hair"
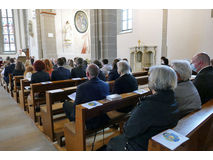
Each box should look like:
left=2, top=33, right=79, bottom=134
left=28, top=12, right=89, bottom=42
left=25, top=60, right=31, bottom=68
left=24, top=65, right=34, bottom=81
left=43, top=59, right=54, bottom=77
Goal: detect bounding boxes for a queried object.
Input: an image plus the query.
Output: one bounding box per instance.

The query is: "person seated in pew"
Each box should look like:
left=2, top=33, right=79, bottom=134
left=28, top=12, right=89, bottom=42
left=191, top=53, right=213, bottom=104
left=31, top=60, right=50, bottom=83
left=63, top=64, right=110, bottom=130
left=61, top=57, right=72, bottom=71
left=82, top=60, right=88, bottom=72
left=93, top=60, right=106, bottom=81
left=51, top=58, right=71, bottom=81
left=12, top=61, right=25, bottom=76
left=108, top=58, right=120, bottom=81
left=70, top=57, right=86, bottom=78
left=4, top=58, right=15, bottom=85
left=101, top=59, right=112, bottom=76
left=107, top=65, right=179, bottom=151
left=44, top=59, right=54, bottom=77
left=111, top=60, right=138, bottom=113
left=24, top=65, right=34, bottom=81
left=171, top=60, right=201, bottom=118
left=161, top=56, right=169, bottom=66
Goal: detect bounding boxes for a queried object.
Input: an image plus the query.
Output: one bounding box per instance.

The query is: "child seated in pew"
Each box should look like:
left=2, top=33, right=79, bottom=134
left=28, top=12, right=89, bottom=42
left=107, top=65, right=179, bottom=151
left=24, top=65, right=34, bottom=81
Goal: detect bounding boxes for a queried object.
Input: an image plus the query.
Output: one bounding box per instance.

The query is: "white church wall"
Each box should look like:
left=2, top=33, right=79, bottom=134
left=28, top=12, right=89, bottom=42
left=55, top=9, right=91, bottom=60
left=167, top=9, right=213, bottom=62
left=117, top=9, right=163, bottom=65
left=28, top=9, right=39, bottom=60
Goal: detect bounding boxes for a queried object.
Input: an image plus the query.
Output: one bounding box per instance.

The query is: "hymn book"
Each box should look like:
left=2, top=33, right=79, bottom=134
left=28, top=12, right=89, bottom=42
left=48, top=89, right=64, bottom=93
left=106, top=94, right=122, bottom=101
left=133, top=89, right=147, bottom=95
left=81, top=101, right=103, bottom=109
left=152, top=129, right=189, bottom=150
left=68, top=92, right=76, bottom=101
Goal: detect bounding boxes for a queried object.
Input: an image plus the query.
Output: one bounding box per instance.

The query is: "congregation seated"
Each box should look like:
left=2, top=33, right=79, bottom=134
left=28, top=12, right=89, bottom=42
left=12, top=61, right=25, bottom=76
left=63, top=64, right=110, bottom=130
left=61, top=57, right=72, bottom=71
left=51, top=58, right=71, bottom=81
left=44, top=59, right=54, bottom=77
left=82, top=60, right=88, bottom=72
left=70, top=57, right=86, bottom=78
left=93, top=60, right=106, bottom=81
left=24, top=65, right=34, bottom=81
left=4, top=58, right=15, bottom=84
left=108, top=58, right=120, bottom=81
left=68, top=59, right=74, bottom=71
left=31, top=60, right=50, bottom=83
left=101, top=59, right=112, bottom=76
left=107, top=65, right=179, bottom=151
left=112, top=60, right=138, bottom=113
left=171, top=60, right=201, bottom=118
left=191, top=53, right=213, bottom=104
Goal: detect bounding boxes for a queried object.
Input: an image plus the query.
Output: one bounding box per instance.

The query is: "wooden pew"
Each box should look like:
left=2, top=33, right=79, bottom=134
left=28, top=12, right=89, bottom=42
left=41, top=86, right=77, bottom=144
left=148, top=99, right=213, bottom=151
left=132, top=71, right=148, bottom=77
left=64, top=90, right=151, bottom=151
left=13, top=76, right=24, bottom=103
left=41, top=76, right=149, bottom=145
left=8, top=73, right=13, bottom=94
left=19, top=79, right=31, bottom=111
left=28, top=78, right=87, bottom=122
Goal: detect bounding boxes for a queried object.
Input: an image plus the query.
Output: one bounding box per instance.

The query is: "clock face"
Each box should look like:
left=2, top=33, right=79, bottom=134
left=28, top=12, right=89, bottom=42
left=74, top=11, right=88, bottom=33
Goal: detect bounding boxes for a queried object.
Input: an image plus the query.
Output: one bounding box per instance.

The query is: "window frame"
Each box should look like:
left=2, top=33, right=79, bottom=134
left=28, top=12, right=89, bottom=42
left=0, top=9, right=17, bottom=54
left=121, top=9, right=133, bottom=33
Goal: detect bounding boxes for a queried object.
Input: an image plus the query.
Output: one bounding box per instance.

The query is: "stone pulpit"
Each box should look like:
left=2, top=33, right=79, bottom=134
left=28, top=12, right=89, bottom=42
left=130, top=45, right=157, bottom=72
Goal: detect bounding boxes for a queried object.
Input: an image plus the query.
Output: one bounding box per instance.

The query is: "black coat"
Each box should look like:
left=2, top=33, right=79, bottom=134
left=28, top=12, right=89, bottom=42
left=31, top=71, right=50, bottom=83
left=108, top=68, right=120, bottom=81
left=4, top=63, right=15, bottom=84
left=51, top=67, right=71, bottom=81
left=13, top=69, right=25, bottom=76
left=123, top=90, right=179, bottom=150
left=193, top=66, right=213, bottom=104
left=98, top=70, right=106, bottom=81
left=70, top=66, right=86, bottom=78
left=113, top=74, right=138, bottom=94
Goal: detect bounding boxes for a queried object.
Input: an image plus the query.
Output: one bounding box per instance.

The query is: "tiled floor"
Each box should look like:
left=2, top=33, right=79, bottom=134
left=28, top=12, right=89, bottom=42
left=0, top=86, right=57, bottom=151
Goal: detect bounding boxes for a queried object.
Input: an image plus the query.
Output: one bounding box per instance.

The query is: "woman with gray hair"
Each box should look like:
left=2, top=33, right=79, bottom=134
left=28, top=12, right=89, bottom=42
left=107, top=65, right=179, bottom=151
left=171, top=60, right=201, bottom=118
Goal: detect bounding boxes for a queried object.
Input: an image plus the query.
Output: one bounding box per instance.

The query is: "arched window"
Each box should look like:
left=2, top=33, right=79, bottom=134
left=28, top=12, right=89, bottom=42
left=1, top=9, right=16, bottom=53
left=121, top=9, right=132, bottom=32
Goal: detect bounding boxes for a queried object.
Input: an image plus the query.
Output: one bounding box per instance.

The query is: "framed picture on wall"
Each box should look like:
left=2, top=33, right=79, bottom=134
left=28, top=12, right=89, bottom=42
left=74, top=10, right=88, bottom=33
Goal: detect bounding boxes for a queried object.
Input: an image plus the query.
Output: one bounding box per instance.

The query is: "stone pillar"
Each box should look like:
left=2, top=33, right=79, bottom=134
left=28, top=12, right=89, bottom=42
left=90, top=9, right=117, bottom=64
left=161, top=9, right=168, bottom=57
left=37, top=9, right=57, bottom=59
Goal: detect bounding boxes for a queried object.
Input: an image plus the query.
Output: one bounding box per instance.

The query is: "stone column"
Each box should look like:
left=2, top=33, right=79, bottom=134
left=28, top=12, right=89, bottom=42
left=90, top=9, right=117, bottom=64
left=161, top=9, right=168, bottom=57
left=37, top=9, right=57, bottom=59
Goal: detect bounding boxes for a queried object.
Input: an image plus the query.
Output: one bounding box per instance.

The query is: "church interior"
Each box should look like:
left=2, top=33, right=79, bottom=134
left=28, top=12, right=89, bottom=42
left=0, top=8, right=213, bottom=155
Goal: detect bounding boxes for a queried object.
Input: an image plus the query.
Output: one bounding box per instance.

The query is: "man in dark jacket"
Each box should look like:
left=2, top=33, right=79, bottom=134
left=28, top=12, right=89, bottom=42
left=70, top=57, right=86, bottom=78
left=63, top=64, right=110, bottom=130
left=4, top=58, right=15, bottom=84
left=191, top=53, right=213, bottom=104
left=51, top=58, right=71, bottom=81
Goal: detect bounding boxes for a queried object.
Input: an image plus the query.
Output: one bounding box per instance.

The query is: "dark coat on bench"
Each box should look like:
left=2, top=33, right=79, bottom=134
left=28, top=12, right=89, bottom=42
left=63, top=77, right=110, bottom=130
left=193, top=66, right=213, bottom=104
left=70, top=66, right=86, bottom=78
left=31, top=71, right=50, bottom=83
left=4, top=63, right=15, bottom=84
left=112, top=73, right=138, bottom=113
left=107, top=89, right=179, bottom=151
left=51, top=66, right=71, bottom=81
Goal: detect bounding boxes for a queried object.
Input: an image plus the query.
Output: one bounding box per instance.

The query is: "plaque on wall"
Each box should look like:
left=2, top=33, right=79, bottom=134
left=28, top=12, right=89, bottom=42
left=74, top=10, right=88, bottom=33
